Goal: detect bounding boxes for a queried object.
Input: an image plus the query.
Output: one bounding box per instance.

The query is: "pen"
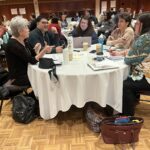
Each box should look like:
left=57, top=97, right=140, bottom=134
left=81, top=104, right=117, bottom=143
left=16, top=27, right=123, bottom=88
left=74, top=50, right=80, bottom=52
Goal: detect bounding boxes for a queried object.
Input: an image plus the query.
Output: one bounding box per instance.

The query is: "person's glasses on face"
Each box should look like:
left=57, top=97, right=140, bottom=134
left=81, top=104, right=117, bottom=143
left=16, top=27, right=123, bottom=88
left=41, top=21, right=48, bottom=24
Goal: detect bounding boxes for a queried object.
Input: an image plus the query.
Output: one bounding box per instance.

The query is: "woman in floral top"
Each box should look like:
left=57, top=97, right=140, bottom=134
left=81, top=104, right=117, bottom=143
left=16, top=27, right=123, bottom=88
left=122, top=12, right=150, bottom=116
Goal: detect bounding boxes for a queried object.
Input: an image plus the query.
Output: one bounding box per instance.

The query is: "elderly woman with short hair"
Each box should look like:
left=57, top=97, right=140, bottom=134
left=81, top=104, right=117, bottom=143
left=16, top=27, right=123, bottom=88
left=5, top=16, right=52, bottom=87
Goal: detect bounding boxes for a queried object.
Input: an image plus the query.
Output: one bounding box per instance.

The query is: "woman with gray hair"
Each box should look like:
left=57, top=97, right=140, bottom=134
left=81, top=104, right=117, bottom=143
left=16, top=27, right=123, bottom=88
left=5, top=16, right=52, bottom=86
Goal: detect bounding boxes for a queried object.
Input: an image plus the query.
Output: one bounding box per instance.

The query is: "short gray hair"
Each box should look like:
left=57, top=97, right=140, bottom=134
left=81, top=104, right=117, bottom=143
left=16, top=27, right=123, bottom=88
left=10, top=16, right=29, bottom=37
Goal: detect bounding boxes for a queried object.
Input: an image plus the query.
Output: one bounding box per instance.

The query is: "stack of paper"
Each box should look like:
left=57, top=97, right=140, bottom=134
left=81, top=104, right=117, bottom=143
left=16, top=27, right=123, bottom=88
left=88, top=60, right=119, bottom=71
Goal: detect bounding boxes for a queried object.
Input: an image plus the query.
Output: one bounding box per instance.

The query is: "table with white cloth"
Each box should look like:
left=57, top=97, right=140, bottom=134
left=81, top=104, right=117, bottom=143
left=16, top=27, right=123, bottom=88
left=28, top=45, right=129, bottom=120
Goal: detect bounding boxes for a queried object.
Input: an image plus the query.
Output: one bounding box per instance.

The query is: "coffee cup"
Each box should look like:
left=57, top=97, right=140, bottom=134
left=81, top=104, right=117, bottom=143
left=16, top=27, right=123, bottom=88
left=83, top=42, right=89, bottom=51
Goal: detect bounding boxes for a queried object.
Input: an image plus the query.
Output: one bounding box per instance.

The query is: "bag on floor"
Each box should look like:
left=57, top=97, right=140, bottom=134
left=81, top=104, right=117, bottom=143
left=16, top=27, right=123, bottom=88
left=85, top=102, right=106, bottom=133
left=100, top=116, right=144, bottom=144
left=12, top=95, right=37, bottom=124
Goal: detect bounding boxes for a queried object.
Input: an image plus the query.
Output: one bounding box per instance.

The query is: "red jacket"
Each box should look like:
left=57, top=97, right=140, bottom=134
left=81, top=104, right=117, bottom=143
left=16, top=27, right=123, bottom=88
left=48, top=24, right=61, bottom=35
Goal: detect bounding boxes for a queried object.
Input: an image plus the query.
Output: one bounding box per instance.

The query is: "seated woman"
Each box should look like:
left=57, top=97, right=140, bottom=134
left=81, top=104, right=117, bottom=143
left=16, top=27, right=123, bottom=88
left=61, top=14, right=68, bottom=28
left=98, top=12, right=116, bottom=37
left=5, top=16, right=52, bottom=88
left=72, top=12, right=81, bottom=22
left=122, top=12, right=150, bottom=116
left=48, top=17, right=67, bottom=48
left=71, top=16, right=98, bottom=44
left=48, top=17, right=61, bottom=35
left=106, top=12, right=134, bottom=49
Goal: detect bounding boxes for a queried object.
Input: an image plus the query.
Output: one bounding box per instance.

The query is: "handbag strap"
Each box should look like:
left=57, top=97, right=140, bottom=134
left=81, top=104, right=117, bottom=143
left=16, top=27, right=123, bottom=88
left=48, top=66, right=59, bottom=82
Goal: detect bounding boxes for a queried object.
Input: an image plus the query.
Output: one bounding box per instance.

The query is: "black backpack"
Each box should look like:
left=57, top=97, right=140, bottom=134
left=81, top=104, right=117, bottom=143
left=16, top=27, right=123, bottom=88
left=0, top=66, right=9, bottom=86
left=12, top=95, right=37, bottom=124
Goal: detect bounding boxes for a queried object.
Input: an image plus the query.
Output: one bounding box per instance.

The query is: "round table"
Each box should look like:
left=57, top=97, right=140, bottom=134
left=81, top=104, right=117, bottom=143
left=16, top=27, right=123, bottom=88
left=28, top=45, right=129, bottom=119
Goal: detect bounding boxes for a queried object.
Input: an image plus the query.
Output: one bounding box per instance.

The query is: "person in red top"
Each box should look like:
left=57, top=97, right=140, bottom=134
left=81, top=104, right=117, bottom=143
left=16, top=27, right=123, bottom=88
left=48, top=17, right=61, bottom=35
left=48, top=17, right=67, bottom=47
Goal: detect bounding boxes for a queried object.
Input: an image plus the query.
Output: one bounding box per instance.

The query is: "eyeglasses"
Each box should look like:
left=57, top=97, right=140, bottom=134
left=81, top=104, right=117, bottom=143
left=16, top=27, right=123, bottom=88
left=41, top=21, right=48, bottom=24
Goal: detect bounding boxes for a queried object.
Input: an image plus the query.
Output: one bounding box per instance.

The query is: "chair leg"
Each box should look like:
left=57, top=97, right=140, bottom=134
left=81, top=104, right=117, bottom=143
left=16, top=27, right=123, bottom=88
left=0, top=100, right=4, bottom=115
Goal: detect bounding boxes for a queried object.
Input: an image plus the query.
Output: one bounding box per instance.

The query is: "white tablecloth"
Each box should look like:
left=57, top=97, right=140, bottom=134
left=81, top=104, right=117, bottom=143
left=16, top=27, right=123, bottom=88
left=28, top=45, right=129, bottom=119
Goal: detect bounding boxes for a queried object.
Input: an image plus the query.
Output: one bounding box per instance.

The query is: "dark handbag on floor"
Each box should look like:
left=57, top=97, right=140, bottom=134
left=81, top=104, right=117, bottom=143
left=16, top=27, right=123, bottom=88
left=85, top=103, right=106, bottom=133
left=12, top=95, right=37, bottom=124
left=100, top=117, right=144, bottom=144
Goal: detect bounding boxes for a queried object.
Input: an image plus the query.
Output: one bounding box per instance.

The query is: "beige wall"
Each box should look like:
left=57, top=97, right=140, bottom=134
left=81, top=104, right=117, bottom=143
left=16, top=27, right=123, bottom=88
left=33, top=0, right=40, bottom=17
left=95, top=0, right=100, bottom=18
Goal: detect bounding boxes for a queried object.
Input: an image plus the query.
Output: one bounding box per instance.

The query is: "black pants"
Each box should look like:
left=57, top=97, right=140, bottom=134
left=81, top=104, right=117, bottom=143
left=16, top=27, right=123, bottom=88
left=123, top=77, right=150, bottom=116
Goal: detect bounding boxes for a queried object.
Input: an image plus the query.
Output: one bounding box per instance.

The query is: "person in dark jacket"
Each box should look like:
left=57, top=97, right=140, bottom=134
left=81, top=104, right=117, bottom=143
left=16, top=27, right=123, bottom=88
left=71, top=16, right=98, bottom=44
left=5, top=16, right=51, bottom=87
left=28, top=16, right=63, bottom=54
left=98, top=12, right=116, bottom=37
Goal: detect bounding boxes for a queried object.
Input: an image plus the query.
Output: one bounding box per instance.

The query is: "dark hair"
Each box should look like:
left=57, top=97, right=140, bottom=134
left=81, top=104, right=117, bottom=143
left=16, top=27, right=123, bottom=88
left=85, top=9, right=91, bottom=16
left=105, top=12, right=112, bottom=21
left=31, top=13, right=36, bottom=19
left=36, top=15, right=47, bottom=23
left=76, top=16, right=94, bottom=36
left=118, top=12, right=131, bottom=26
left=51, top=17, right=59, bottom=24
left=138, top=12, right=150, bottom=35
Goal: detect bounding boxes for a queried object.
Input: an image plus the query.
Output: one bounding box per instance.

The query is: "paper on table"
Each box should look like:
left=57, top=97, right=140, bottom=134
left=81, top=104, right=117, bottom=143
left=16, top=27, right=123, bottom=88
left=106, top=56, right=124, bottom=60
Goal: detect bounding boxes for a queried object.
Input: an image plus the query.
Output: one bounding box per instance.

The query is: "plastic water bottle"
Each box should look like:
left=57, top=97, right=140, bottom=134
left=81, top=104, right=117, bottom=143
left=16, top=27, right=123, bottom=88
left=63, top=48, right=69, bottom=64
left=98, top=34, right=104, bottom=54
left=67, top=36, right=73, bottom=61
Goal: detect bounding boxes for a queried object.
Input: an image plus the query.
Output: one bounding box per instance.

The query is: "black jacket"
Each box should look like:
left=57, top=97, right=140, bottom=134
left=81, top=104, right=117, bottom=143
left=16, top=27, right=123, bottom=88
left=28, top=28, right=60, bottom=53
left=5, top=39, right=37, bottom=86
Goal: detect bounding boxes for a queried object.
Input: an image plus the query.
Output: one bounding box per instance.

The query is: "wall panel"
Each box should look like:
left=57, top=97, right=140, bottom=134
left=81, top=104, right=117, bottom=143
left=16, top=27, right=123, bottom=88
left=0, top=4, right=34, bottom=20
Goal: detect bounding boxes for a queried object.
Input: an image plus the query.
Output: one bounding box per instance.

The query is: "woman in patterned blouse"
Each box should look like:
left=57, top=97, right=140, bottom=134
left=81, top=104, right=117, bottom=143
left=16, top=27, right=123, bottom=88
left=122, top=12, right=150, bottom=116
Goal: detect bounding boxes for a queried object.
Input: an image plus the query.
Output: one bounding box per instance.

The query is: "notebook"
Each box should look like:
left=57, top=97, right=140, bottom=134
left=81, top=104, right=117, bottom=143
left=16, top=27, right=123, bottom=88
left=87, top=60, right=119, bottom=71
